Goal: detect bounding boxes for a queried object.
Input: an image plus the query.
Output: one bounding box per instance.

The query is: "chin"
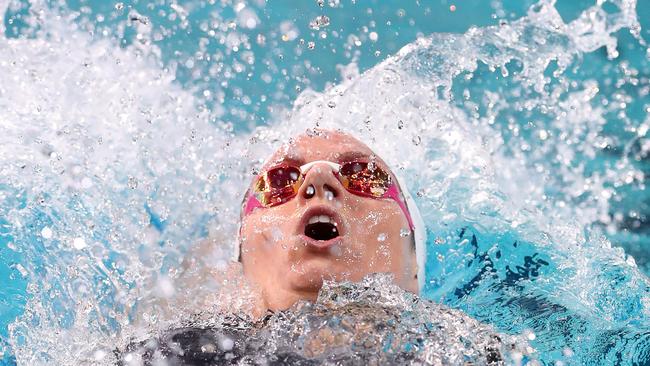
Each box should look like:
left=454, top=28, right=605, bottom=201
left=286, top=257, right=342, bottom=293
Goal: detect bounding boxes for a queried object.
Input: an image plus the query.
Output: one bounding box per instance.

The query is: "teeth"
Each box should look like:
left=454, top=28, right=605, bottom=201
left=307, top=214, right=334, bottom=224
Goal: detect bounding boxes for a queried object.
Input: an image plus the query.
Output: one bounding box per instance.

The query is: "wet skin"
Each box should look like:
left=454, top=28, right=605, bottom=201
left=238, top=129, right=418, bottom=312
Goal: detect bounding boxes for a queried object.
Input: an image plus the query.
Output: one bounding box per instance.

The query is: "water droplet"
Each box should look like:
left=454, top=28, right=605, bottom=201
left=13, top=263, right=28, bottom=277
left=93, top=349, right=107, bottom=361
left=400, top=228, right=410, bottom=237
left=369, top=32, right=378, bottom=42
left=41, top=227, right=53, bottom=239
left=325, top=190, right=334, bottom=201
left=307, top=41, right=316, bottom=50
left=316, top=0, right=324, bottom=7
left=327, top=100, right=336, bottom=108
left=73, top=237, right=87, bottom=250
left=129, top=12, right=149, bottom=25
left=114, top=2, right=124, bottom=11
left=449, top=4, right=457, bottom=12
left=127, top=176, right=138, bottom=189
left=397, top=120, right=404, bottom=129
left=155, top=276, right=175, bottom=298
left=309, top=15, right=330, bottom=30
left=374, top=50, right=381, bottom=57
left=521, top=329, right=537, bottom=341
left=81, top=177, right=93, bottom=188
left=256, top=34, right=266, bottom=46
left=412, top=135, right=421, bottom=146
left=538, top=129, right=549, bottom=140
left=377, top=233, right=386, bottom=242
left=329, top=245, right=342, bottom=256
left=201, top=343, right=217, bottom=353
left=270, top=227, right=284, bottom=242
left=219, top=337, right=234, bottom=351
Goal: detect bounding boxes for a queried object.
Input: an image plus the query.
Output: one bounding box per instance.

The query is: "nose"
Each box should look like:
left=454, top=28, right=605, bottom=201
left=297, top=162, right=342, bottom=202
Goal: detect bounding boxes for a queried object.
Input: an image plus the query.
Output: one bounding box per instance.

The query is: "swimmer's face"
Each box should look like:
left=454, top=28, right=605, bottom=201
left=239, top=130, right=418, bottom=311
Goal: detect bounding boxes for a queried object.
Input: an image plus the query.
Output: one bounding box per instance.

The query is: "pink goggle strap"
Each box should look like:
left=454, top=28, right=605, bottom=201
left=243, top=193, right=264, bottom=216
left=384, top=183, right=415, bottom=231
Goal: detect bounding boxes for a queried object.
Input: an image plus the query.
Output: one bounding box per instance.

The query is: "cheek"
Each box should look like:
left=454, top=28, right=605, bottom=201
left=346, top=203, right=403, bottom=240
left=241, top=210, right=294, bottom=257
left=343, top=202, right=410, bottom=259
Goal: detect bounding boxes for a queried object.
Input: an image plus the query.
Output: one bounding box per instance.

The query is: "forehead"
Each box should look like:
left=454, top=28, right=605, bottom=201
left=266, top=131, right=377, bottom=166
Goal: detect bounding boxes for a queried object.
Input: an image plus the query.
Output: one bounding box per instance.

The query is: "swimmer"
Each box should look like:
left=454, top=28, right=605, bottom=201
left=136, top=128, right=426, bottom=318
left=235, top=128, right=426, bottom=312
left=117, top=130, right=526, bottom=365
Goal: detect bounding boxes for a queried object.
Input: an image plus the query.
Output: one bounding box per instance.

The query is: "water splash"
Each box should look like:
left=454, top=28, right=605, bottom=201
left=113, top=274, right=533, bottom=365
left=0, top=0, right=649, bottom=364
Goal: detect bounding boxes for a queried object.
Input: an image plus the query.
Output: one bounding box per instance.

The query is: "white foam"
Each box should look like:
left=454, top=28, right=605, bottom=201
left=1, top=0, right=648, bottom=364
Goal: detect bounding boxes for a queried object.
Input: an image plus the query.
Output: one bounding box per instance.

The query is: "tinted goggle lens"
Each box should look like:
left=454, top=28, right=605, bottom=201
left=339, top=161, right=392, bottom=197
left=255, top=166, right=302, bottom=206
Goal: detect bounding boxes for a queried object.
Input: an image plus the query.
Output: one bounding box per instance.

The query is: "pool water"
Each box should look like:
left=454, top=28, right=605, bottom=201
left=116, top=274, right=535, bottom=365
left=0, top=0, right=649, bottom=364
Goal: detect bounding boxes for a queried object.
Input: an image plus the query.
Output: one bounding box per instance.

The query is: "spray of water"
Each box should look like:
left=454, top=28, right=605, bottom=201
left=0, top=0, right=649, bottom=364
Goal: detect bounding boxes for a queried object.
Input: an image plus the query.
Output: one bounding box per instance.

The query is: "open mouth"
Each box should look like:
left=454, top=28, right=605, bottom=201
left=304, top=213, right=340, bottom=241
left=304, top=214, right=339, bottom=241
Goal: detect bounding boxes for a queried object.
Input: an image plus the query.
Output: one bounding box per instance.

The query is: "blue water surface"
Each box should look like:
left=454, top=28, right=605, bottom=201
left=1, top=0, right=649, bottom=364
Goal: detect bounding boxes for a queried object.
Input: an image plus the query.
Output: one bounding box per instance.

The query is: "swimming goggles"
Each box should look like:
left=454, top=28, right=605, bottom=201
left=243, top=160, right=415, bottom=231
